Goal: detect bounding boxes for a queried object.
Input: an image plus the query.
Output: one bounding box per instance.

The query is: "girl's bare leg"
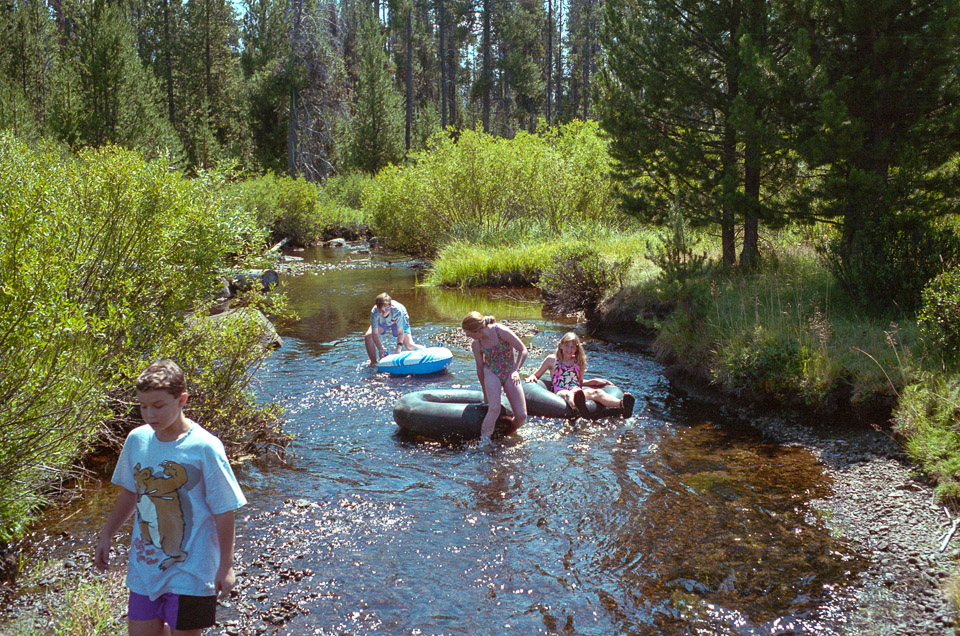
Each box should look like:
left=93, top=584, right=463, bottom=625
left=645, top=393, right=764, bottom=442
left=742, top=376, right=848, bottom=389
left=502, top=372, right=527, bottom=433
left=479, top=368, right=504, bottom=440
left=583, top=387, right=622, bottom=408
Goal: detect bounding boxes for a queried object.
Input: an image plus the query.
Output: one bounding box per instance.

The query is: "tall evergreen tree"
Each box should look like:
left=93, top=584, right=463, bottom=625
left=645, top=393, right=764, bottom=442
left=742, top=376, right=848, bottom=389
left=597, top=0, right=796, bottom=267
left=0, top=0, right=59, bottom=137
left=346, top=4, right=404, bottom=173
left=792, top=0, right=960, bottom=307
left=241, top=0, right=289, bottom=172
left=52, top=0, right=177, bottom=155
left=179, top=0, right=246, bottom=168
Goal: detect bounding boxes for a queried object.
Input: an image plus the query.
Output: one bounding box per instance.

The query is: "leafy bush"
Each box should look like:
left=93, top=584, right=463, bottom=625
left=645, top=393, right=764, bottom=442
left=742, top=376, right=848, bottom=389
left=0, top=133, right=281, bottom=539
left=723, top=329, right=806, bottom=398
left=918, top=268, right=960, bottom=361
left=826, top=213, right=960, bottom=313
left=233, top=172, right=318, bottom=246
left=232, top=171, right=372, bottom=245
left=364, top=120, right=623, bottom=257
left=324, top=171, right=371, bottom=210
left=537, top=245, right=630, bottom=317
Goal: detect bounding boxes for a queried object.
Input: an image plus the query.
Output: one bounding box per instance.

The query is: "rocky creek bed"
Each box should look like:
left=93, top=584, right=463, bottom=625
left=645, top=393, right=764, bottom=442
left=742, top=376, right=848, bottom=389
left=672, top=370, right=960, bottom=636
left=1, top=255, right=957, bottom=634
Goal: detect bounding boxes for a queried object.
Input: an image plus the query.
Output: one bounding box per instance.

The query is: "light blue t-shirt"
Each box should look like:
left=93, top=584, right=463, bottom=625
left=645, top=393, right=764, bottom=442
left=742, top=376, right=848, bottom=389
left=112, top=421, right=247, bottom=600
left=370, top=300, right=411, bottom=335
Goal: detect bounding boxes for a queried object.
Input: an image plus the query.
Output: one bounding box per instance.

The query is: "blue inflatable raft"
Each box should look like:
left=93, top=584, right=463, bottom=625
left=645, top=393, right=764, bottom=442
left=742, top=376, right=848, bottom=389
left=378, top=346, right=453, bottom=375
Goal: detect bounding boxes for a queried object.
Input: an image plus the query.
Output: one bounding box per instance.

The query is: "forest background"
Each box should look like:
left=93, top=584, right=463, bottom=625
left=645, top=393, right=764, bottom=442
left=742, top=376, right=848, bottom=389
left=6, top=0, right=960, bottom=625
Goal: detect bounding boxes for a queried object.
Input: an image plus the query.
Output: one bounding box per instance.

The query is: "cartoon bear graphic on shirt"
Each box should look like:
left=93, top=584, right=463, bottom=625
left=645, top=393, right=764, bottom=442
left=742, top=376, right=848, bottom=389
left=134, top=461, right=189, bottom=570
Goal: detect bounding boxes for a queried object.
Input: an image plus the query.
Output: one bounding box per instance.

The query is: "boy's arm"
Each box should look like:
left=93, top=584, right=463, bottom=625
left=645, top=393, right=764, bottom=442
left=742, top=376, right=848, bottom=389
left=213, top=509, right=237, bottom=600
left=94, top=488, right=137, bottom=571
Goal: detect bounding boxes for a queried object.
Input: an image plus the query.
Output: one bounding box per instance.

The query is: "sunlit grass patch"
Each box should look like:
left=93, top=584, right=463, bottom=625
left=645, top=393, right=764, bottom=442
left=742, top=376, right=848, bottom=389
left=2, top=560, right=126, bottom=636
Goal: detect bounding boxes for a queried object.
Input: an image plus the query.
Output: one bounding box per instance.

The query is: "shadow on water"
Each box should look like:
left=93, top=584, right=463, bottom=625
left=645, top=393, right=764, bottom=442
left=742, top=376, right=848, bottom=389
left=19, top=246, right=864, bottom=635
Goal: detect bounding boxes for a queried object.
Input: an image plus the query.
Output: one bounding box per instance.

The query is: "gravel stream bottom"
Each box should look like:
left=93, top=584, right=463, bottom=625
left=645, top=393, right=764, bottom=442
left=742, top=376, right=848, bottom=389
left=708, top=394, right=959, bottom=636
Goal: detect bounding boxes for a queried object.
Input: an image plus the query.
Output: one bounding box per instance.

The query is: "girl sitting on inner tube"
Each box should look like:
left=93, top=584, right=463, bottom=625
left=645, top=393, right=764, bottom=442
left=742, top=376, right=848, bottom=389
left=526, top=332, right=635, bottom=418
left=461, top=312, right=528, bottom=445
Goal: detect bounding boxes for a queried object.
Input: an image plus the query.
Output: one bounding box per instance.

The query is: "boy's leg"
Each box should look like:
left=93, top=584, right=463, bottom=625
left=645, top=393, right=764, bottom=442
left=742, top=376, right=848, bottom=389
left=129, top=618, right=167, bottom=636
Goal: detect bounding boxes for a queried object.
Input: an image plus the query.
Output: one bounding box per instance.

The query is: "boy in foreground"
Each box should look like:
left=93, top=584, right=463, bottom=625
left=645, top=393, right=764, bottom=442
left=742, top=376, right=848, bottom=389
left=95, top=359, right=247, bottom=636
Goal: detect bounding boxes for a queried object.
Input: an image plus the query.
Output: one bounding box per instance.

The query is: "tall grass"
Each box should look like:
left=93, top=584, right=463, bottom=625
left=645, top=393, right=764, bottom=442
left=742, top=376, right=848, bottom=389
left=426, top=226, right=656, bottom=288
left=2, top=562, right=126, bottom=636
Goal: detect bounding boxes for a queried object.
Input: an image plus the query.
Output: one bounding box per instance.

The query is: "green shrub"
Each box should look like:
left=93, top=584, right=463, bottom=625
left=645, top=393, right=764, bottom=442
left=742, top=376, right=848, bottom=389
left=364, top=121, right=623, bottom=257
left=0, top=133, right=282, bottom=539
left=918, top=268, right=960, bottom=360
left=894, top=375, right=960, bottom=500
left=324, top=171, right=371, bottom=210
left=233, top=172, right=320, bottom=246
left=723, top=329, right=806, bottom=398
left=537, top=245, right=630, bottom=317
left=826, top=213, right=960, bottom=313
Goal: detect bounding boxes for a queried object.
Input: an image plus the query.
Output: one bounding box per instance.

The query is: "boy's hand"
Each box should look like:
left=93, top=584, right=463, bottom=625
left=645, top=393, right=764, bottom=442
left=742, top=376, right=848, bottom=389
left=215, top=565, right=236, bottom=600
left=93, top=536, right=111, bottom=571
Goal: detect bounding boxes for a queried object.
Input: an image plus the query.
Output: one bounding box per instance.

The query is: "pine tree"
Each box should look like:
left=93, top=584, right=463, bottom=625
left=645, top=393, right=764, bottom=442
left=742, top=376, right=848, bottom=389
left=346, top=4, right=404, bottom=173
left=597, top=0, right=796, bottom=267
left=52, top=0, right=177, bottom=156
left=179, top=0, right=246, bottom=168
left=792, top=0, right=960, bottom=307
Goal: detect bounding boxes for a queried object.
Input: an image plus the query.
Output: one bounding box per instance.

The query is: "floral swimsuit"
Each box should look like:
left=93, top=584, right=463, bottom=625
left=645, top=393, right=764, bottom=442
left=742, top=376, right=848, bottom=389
left=552, top=360, right=581, bottom=392
left=482, top=327, right=515, bottom=384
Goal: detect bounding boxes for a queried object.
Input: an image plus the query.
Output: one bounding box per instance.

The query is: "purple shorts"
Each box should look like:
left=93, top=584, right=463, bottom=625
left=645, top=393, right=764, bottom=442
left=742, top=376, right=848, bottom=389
left=128, top=591, right=217, bottom=630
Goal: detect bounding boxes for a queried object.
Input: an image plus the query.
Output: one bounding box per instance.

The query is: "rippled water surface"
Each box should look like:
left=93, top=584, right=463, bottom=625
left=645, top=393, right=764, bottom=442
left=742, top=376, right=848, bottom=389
left=221, top=248, right=863, bottom=635
left=28, top=247, right=865, bottom=635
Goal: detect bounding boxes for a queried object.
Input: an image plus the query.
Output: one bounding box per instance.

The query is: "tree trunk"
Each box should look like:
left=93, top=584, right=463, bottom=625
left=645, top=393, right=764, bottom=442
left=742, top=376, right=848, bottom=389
left=546, top=0, right=552, bottom=124
left=555, top=0, right=562, bottom=123
left=405, top=7, right=413, bottom=150
left=741, top=138, right=760, bottom=268
left=286, top=0, right=302, bottom=177
left=163, top=0, right=175, bottom=124
left=481, top=0, right=490, bottom=132
left=721, top=122, right=737, bottom=266
left=438, top=0, right=447, bottom=128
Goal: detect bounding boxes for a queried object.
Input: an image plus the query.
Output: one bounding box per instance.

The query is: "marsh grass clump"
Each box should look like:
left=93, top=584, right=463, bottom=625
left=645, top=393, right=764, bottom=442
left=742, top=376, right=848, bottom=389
left=538, top=246, right=630, bottom=319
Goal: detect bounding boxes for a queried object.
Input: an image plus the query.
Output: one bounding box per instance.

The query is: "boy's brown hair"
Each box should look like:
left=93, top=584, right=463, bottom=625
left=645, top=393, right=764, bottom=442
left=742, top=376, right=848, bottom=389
left=375, top=292, right=392, bottom=309
left=136, top=359, right=187, bottom=397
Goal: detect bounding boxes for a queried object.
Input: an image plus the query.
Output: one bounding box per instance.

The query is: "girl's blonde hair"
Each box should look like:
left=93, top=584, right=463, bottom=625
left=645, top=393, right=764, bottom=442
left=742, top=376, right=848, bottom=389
left=555, top=332, right=587, bottom=372
left=461, top=311, right=494, bottom=332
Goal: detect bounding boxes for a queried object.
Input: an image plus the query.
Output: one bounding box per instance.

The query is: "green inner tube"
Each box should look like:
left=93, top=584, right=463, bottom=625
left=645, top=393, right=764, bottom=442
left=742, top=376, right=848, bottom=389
left=393, top=389, right=515, bottom=440
left=523, top=378, right=625, bottom=419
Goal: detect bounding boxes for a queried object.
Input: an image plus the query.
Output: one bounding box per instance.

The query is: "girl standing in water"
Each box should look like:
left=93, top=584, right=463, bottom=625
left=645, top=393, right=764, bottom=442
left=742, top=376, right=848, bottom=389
left=461, top=312, right=528, bottom=444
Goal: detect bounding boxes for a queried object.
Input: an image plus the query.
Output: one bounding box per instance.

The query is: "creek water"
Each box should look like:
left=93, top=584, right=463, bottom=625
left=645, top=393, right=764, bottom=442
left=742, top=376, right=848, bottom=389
left=28, top=247, right=866, bottom=635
